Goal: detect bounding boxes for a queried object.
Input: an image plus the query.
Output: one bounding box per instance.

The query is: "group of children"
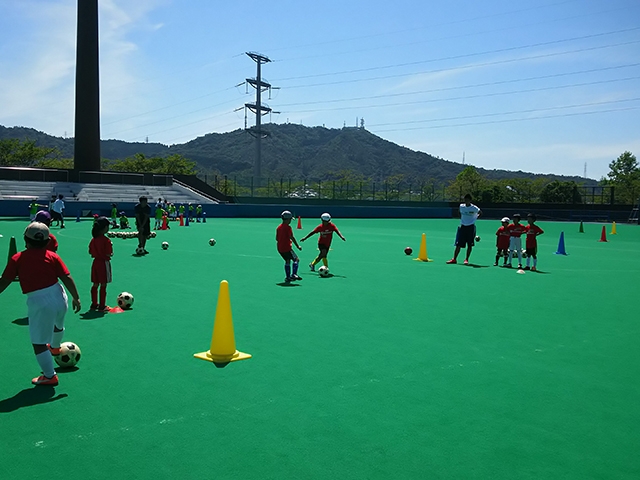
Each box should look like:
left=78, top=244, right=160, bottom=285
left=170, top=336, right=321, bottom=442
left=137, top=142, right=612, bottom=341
left=495, top=213, right=544, bottom=271
left=276, top=211, right=346, bottom=283
left=447, top=194, right=544, bottom=270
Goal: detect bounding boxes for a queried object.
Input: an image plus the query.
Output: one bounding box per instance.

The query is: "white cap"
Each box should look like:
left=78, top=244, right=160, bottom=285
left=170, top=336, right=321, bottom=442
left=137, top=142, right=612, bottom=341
left=321, top=213, right=331, bottom=221
left=24, top=222, right=49, bottom=241
left=281, top=210, right=292, bottom=219
left=501, top=217, right=510, bottom=223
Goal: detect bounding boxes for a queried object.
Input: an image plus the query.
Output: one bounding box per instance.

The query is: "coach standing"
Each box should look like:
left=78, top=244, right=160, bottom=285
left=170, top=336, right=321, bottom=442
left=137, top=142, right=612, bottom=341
left=52, top=194, right=66, bottom=229
left=446, top=193, right=481, bottom=265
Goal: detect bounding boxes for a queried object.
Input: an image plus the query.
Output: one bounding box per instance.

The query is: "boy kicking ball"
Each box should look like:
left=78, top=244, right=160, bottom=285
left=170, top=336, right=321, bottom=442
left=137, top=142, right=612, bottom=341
left=301, top=213, right=346, bottom=272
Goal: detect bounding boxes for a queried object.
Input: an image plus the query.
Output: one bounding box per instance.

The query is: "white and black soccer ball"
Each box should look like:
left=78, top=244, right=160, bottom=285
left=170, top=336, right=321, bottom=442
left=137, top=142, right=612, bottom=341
left=475, top=235, right=481, bottom=242
left=54, top=342, right=82, bottom=368
left=318, top=266, right=330, bottom=277
left=161, top=241, right=169, bottom=250
left=117, top=292, right=134, bottom=309
left=209, top=238, right=216, bottom=246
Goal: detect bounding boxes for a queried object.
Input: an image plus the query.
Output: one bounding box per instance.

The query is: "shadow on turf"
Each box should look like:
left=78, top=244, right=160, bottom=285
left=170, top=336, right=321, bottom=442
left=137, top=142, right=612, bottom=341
left=12, top=317, right=28, bottom=326
left=79, top=310, right=109, bottom=320
left=276, top=282, right=301, bottom=287
left=0, top=387, right=68, bottom=413
left=464, top=263, right=490, bottom=269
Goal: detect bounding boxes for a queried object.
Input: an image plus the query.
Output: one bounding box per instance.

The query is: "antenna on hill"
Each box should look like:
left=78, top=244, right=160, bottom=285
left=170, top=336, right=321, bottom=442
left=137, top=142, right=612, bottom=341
left=242, top=52, right=277, bottom=179
left=584, top=162, right=587, bottom=178
left=462, top=151, right=465, bottom=165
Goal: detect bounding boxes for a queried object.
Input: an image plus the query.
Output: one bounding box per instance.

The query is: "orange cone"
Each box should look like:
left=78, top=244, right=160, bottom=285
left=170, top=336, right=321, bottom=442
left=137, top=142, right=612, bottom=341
left=598, top=225, right=607, bottom=242
left=297, top=216, right=302, bottom=229
left=179, top=214, right=184, bottom=226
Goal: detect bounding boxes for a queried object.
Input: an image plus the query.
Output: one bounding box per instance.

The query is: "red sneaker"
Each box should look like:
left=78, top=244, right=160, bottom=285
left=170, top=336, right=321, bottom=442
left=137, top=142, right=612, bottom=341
left=463, top=259, right=469, bottom=265
left=47, top=344, right=61, bottom=356
left=32, top=374, right=59, bottom=386
left=446, top=259, right=457, bottom=264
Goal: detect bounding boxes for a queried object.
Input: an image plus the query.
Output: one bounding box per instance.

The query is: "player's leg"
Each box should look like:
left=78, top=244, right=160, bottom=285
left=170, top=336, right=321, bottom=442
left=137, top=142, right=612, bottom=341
left=50, top=284, right=68, bottom=353
left=495, top=248, right=501, bottom=266
left=507, top=238, right=515, bottom=267
left=532, top=248, right=538, bottom=271
left=516, top=238, right=523, bottom=268
left=291, top=250, right=301, bottom=280
left=27, top=289, right=58, bottom=384
left=90, top=282, right=99, bottom=309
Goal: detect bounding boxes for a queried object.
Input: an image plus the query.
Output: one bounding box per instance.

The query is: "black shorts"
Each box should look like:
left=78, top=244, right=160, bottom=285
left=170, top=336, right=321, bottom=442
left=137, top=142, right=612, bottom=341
left=137, top=223, right=151, bottom=236
left=456, top=224, right=476, bottom=248
left=279, top=250, right=299, bottom=262
left=526, top=246, right=537, bottom=257
left=51, top=211, right=63, bottom=221
left=318, top=245, right=330, bottom=255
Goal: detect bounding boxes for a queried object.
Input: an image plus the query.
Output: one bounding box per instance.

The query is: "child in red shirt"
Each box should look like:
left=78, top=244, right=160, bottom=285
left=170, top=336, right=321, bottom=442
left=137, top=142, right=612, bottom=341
left=35, top=210, right=58, bottom=252
left=0, top=222, right=81, bottom=386
left=523, top=213, right=544, bottom=271
left=495, top=217, right=510, bottom=266
left=276, top=210, right=303, bottom=283
left=300, top=213, right=346, bottom=271
left=89, top=217, right=113, bottom=311
left=507, top=213, right=526, bottom=268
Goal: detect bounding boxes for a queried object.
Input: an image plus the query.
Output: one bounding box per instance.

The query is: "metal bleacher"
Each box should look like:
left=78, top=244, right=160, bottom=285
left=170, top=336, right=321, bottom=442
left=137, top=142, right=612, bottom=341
left=0, top=180, right=218, bottom=204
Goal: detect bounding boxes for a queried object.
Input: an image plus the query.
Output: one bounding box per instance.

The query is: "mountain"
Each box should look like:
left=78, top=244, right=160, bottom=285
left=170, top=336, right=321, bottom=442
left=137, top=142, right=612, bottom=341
left=0, top=124, right=595, bottom=185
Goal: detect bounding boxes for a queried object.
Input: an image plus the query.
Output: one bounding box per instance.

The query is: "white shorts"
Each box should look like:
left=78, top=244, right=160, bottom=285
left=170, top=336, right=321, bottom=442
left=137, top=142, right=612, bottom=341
left=509, top=237, right=522, bottom=252
left=26, top=283, right=68, bottom=345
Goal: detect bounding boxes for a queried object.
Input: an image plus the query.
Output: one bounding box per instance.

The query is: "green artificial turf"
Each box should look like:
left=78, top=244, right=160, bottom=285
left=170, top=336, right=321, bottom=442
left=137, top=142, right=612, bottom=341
left=1, top=216, right=639, bottom=479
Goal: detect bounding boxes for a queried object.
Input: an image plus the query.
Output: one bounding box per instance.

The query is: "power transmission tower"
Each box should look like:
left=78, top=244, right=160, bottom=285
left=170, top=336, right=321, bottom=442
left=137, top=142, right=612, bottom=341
left=244, top=52, right=277, bottom=179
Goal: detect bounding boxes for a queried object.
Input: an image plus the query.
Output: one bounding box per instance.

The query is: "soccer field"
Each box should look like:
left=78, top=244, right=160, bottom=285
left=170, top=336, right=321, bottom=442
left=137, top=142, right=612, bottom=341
left=1, top=216, right=639, bottom=479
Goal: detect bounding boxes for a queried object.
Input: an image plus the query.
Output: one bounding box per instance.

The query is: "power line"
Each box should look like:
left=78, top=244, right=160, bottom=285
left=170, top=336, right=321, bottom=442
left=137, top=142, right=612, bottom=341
left=278, top=40, right=640, bottom=90
left=275, top=27, right=640, bottom=81
left=279, top=76, right=640, bottom=114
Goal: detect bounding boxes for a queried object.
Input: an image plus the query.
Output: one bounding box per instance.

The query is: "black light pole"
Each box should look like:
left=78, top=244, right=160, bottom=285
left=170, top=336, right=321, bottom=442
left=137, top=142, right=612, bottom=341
left=73, top=0, right=101, bottom=174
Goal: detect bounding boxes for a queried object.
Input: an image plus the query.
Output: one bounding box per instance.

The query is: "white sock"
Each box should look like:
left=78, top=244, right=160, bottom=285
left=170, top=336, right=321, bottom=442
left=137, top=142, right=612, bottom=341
left=52, top=328, right=64, bottom=349
left=36, top=351, right=56, bottom=378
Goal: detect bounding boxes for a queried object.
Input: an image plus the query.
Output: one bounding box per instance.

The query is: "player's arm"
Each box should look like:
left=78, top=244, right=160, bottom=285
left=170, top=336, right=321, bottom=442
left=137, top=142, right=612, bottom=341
left=334, top=225, right=346, bottom=241
left=300, top=231, right=314, bottom=242
left=59, top=274, right=81, bottom=313
left=291, top=234, right=302, bottom=250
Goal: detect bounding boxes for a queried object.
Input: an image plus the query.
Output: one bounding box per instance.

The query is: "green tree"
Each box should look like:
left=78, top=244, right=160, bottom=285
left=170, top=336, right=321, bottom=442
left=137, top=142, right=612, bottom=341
left=605, top=151, right=640, bottom=204
left=447, top=166, right=485, bottom=201
left=539, top=181, right=582, bottom=203
left=0, top=138, right=60, bottom=166
left=104, top=153, right=196, bottom=175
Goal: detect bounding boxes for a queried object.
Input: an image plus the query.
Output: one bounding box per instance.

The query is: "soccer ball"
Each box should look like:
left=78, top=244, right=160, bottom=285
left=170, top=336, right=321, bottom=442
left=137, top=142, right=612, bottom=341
left=117, top=292, right=134, bottom=309
left=318, top=266, right=330, bottom=277
left=209, top=238, right=216, bottom=246
left=135, top=246, right=145, bottom=255
left=475, top=235, right=481, bottom=242
left=162, top=241, right=169, bottom=250
left=54, top=342, right=82, bottom=368
left=404, top=246, right=413, bottom=255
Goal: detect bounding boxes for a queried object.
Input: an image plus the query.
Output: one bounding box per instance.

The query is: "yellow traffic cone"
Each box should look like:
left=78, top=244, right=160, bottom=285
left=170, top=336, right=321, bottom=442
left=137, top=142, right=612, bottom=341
left=194, top=280, right=251, bottom=366
left=610, top=221, right=617, bottom=235
left=413, top=233, right=433, bottom=262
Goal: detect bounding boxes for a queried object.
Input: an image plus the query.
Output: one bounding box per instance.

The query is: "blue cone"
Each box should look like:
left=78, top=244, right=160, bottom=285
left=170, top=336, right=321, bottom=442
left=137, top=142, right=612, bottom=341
left=554, top=231, right=568, bottom=255
left=76, top=211, right=81, bottom=222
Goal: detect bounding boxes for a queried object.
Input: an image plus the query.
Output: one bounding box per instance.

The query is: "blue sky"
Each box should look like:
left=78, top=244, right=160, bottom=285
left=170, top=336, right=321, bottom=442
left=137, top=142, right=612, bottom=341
left=1, top=0, right=639, bottom=180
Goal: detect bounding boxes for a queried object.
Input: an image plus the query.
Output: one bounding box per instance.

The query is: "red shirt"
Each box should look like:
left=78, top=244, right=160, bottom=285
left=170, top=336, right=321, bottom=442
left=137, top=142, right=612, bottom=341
left=2, top=248, right=70, bottom=294
left=311, top=222, right=339, bottom=247
left=496, top=226, right=510, bottom=249
left=507, top=222, right=526, bottom=238
left=47, top=233, right=58, bottom=252
left=89, top=235, right=113, bottom=260
left=276, top=223, right=294, bottom=253
left=524, top=224, right=544, bottom=248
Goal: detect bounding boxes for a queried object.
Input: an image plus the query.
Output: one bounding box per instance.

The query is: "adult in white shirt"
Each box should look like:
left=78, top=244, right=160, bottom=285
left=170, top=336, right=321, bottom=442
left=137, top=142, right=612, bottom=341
left=446, top=194, right=481, bottom=265
left=52, top=194, right=66, bottom=229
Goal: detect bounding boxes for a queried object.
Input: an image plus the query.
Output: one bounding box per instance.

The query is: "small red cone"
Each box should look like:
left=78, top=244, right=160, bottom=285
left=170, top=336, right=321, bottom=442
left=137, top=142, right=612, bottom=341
left=598, top=225, right=607, bottom=242
left=297, top=216, right=302, bottom=229
left=179, top=214, right=184, bottom=226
